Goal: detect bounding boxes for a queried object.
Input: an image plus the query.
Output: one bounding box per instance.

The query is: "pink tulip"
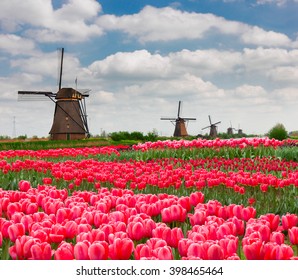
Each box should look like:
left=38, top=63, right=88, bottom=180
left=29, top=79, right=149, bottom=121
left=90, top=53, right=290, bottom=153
left=19, top=180, right=31, bottom=192
left=108, top=238, right=134, bottom=260
left=54, top=242, right=74, bottom=260
left=207, top=244, right=224, bottom=260
left=127, top=221, right=145, bottom=241
left=219, top=237, right=238, bottom=258
left=134, top=244, right=151, bottom=260
left=74, top=241, right=90, bottom=260
left=270, top=231, right=284, bottom=245
left=282, top=214, right=298, bottom=230
left=243, top=238, right=264, bottom=260
left=178, top=238, right=194, bottom=257
left=188, top=210, right=207, bottom=226
left=152, top=246, right=173, bottom=260
left=189, top=192, right=204, bottom=206
left=288, top=227, right=298, bottom=245
left=31, top=242, right=52, bottom=260
left=8, top=223, right=25, bottom=242
left=88, top=241, right=109, bottom=260
left=187, top=242, right=208, bottom=259
left=260, top=214, right=280, bottom=231
left=146, top=238, right=167, bottom=250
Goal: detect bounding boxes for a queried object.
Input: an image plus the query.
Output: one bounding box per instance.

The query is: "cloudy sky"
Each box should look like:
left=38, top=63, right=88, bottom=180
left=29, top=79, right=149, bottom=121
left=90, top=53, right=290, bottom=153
left=0, top=0, right=298, bottom=138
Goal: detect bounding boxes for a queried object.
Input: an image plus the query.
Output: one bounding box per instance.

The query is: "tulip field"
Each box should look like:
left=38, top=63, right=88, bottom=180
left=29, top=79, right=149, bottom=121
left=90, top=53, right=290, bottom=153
left=0, top=137, right=298, bottom=260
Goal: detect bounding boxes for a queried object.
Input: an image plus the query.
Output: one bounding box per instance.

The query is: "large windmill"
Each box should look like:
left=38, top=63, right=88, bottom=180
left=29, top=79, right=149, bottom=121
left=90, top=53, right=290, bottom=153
left=18, top=48, right=90, bottom=140
left=202, top=115, right=221, bottom=138
left=161, top=101, right=196, bottom=137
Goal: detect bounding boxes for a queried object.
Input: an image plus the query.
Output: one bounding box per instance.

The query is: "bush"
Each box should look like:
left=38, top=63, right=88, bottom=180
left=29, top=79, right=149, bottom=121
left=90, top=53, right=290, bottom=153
left=268, top=123, right=288, bottom=140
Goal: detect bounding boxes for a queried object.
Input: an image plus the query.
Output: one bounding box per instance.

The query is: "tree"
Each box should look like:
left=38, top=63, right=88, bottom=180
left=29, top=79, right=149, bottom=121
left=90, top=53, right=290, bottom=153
left=268, top=123, right=288, bottom=140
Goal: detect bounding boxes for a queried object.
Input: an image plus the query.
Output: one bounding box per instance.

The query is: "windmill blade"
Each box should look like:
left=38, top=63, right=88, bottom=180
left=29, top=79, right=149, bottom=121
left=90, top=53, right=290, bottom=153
left=183, top=117, right=196, bottom=121
left=177, top=101, right=182, bottom=118
left=202, top=125, right=211, bottom=130
left=213, top=121, right=221, bottom=125
left=18, top=91, right=56, bottom=101
left=208, top=115, right=212, bottom=125
left=58, top=47, right=64, bottom=90
left=161, top=117, right=176, bottom=120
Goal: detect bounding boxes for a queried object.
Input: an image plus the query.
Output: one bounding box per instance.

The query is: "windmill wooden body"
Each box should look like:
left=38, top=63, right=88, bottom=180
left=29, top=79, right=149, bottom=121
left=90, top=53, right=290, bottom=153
left=18, top=48, right=90, bottom=140
left=202, top=115, right=221, bottom=138
left=227, top=121, right=236, bottom=136
left=161, top=101, right=196, bottom=137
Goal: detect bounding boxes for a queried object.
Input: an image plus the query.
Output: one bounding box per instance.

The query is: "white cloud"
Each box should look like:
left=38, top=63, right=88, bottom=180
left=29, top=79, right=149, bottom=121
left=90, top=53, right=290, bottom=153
left=256, top=0, right=298, bottom=6
left=96, top=5, right=292, bottom=47
left=267, top=66, right=298, bottom=83
left=0, top=0, right=103, bottom=42
left=241, top=26, right=291, bottom=47
left=0, top=34, right=36, bottom=55
left=89, top=50, right=170, bottom=80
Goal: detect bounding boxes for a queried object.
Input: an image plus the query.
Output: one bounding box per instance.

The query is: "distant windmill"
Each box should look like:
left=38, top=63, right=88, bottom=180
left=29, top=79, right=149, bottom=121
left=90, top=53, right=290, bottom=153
left=202, top=115, right=221, bottom=138
left=237, top=124, right=243, bottom=136
left=18, top=48, right=90, bottom=140
left=161, top=101, right=196, bottom=137
left=227, top=121, right=237, bottom=136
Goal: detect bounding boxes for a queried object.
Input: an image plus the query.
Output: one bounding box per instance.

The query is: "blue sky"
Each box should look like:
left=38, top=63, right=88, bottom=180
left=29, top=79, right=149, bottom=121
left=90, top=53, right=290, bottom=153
left=0, top=0, right=298, bottom=137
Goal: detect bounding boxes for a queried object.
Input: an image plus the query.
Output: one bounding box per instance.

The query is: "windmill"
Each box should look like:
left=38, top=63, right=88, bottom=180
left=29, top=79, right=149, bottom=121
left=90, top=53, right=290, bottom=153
left=161, top=101, right=196, bottom=137
left=227, top=121, right=237, bottom=136
left=237, top=124, right=243, bottom=136
left=18, top=48, right=90, bottom=140
left=202, top=115, right=221, bottom=138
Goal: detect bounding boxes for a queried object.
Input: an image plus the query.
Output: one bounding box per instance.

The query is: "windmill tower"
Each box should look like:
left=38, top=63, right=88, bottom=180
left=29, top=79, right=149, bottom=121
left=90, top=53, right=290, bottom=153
left=237, top=124, right=243, bottom=136
left=161, top=101, right=196, bottom=137
left=227, top=121, right=236, bottom=136
left=18, top=48, right=90, bottom=140
left=202, top=115, right=221, bottom=138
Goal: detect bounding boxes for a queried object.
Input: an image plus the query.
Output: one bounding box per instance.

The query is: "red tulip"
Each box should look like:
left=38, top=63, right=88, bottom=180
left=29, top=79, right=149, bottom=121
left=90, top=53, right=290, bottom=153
left=216, top=222, right=236, bottom=239
left=19, top=180, right=31, bottom=192
left=187, top=242, right=208, bottom=259
left=218, top=237, right=238, bottom=258
left=243, top=238, right=264, bottom=260
left=74, top=241, right=90, bottom=260
left=168, top=227, right=184, bottom=248
left=152, top=246, right=173, bottom=260
left=127, top=221, right=145, bottom=241
left=178, top=238, right=194, bottom=257
left=134, top=244, right=151, bottom=260
left=54, top=242, right=74, bottom=260
left=188, top=210, right=207, bottom=226
left=9, top=235, right=37, bottom=260
left=241, top=206, right=256, bottom=221
left=260, top=214, right=280, bottom=231
left=189, top=192, right=204, bottom=206
left=146, top=237, right=167, bottom=250
left=207, top=244, right=224, bottom=260
left=264, top=243, right=294, bottom=260
left=88, top=241, right=109, bottom=260
left=31, top=242, right=52, bottom=260
left=282, top=214, right=298, bottom=230
left=64, top=220, right=78, bottom=239
left=108, top=238, right=134, bottom=260
left=288, top=227, right=298, bottom=245
left=8, top=223, right=25, bottom=242
left=270, top=231, right=284, bottom=245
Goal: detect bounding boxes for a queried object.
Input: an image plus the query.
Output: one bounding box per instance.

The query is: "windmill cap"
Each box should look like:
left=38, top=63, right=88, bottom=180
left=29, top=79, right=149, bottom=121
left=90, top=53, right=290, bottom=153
left=56, top=88, right=86, bottom=100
